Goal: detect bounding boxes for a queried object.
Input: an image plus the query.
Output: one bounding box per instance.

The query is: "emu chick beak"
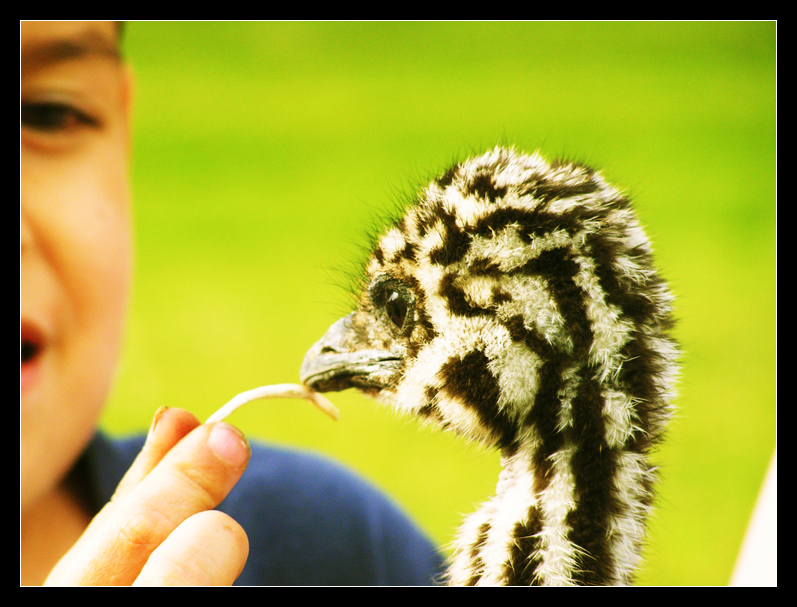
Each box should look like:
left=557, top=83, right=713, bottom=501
left=300, top=313, right=402, bottom=394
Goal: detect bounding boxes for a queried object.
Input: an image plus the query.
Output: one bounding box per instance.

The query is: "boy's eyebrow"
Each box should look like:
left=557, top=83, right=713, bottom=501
left=21, top=29, right=121, bottom=72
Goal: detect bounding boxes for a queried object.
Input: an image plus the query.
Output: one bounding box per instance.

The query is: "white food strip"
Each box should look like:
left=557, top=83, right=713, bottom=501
left=206, top=383, right=339, bottom=424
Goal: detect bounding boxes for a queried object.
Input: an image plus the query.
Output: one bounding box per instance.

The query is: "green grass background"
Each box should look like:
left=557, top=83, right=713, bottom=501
left=101, top=21, right=776, bottom=585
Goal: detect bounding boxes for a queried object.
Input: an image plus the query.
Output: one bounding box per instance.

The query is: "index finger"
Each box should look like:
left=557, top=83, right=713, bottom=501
left=113, top=407, right=202, bottom=500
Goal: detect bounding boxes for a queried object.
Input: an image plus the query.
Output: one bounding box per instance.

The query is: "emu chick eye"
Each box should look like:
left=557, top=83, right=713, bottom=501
left=385, top=290, right=408, bottom=329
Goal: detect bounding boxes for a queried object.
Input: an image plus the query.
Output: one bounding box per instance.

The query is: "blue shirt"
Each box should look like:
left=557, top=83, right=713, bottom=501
left=74, top=433, right=446, bottom=585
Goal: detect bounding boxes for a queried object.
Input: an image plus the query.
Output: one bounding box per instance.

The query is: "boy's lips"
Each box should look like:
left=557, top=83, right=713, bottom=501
left=20, top=320, right=45, bottom=393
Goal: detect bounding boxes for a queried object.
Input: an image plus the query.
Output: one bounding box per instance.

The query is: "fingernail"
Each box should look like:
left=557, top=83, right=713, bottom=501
left=146, top=406, right=169, bottom=443
left=208, top=423, right=251, bottom=469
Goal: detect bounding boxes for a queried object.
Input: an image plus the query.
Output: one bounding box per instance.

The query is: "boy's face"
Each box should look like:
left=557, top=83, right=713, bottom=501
left=21, top=21, right=132, bottom=512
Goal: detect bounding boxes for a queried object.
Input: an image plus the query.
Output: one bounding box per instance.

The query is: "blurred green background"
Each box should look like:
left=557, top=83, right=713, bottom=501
left=101, top=22, right=776, bottom=585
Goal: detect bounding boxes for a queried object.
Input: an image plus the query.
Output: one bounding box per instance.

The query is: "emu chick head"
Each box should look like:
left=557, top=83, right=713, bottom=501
left=301, top=147, right=676, bottom=454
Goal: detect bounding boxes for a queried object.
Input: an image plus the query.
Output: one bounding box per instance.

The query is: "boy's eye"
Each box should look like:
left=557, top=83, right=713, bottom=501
left=20, top=101, right=99, bottom=133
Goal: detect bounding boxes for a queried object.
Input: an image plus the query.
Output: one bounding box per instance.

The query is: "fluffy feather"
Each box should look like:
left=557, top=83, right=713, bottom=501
left=301, top=147, right=678, bottom=585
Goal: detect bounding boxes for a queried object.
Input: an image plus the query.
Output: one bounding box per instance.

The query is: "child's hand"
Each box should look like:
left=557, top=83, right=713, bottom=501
left=44, top=408, right=251, bottom=586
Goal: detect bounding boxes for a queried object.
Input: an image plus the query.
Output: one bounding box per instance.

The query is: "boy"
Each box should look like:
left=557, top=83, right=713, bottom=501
left=21, top=21, right=443, bottom=585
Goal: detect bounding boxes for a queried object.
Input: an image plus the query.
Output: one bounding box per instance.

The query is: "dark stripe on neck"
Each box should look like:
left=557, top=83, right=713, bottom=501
left=439, top=349, right=518, bottom=451
left=565, top=372, right=619, bottom=585
left=463, top=522, right=491, bottom=585
left=511, top=247, right=619, bottom=584
left=509, top=318, right=569, bottom=495
left=504, top=505, right=545, bottom=585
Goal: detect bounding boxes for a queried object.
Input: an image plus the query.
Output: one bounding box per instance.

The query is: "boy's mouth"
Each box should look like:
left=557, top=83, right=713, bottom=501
left=21, top=324, right=43, bottom=363
left=21, top=338, right=40, bottom=364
